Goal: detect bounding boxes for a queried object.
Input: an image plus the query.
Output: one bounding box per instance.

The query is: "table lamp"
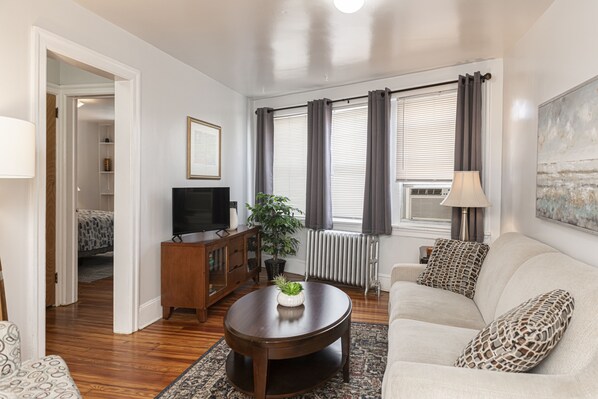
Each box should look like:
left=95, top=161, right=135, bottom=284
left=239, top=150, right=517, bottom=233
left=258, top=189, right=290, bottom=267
left=0, top=116, right=36, bottom=320
left=441, top=171, right=490, bottom=241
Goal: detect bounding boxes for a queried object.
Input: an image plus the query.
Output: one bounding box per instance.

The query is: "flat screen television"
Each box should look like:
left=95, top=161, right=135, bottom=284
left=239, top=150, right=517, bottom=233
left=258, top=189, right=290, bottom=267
left=172, top=187, right=230, bottom=237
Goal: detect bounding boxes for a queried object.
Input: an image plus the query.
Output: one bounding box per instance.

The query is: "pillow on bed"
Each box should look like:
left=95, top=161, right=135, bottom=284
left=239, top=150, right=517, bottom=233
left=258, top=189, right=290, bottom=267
left=416, top=238, right=489, bottom=299
left=454, top=289, right=574, bottom=372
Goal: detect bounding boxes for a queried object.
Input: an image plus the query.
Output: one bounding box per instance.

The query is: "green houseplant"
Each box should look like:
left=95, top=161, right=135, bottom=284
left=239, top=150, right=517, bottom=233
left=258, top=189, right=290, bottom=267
left=246, top=193, right=303, bottom=280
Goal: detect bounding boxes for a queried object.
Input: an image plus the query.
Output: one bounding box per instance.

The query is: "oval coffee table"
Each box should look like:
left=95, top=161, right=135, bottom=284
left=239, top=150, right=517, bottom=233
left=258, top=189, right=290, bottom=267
left=224, top=282, right=352, bottom=399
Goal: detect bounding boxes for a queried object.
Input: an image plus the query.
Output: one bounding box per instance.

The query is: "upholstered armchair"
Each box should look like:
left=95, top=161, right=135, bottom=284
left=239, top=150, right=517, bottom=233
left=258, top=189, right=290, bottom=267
left=0, top=321, right=81, bottom=398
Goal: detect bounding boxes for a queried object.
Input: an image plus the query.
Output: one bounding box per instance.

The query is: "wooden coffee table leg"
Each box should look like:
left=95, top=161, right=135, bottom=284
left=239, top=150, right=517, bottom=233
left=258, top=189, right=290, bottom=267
left=342, top=321, right=351, bottom=382
left=252, top=349, right=268, bottom=399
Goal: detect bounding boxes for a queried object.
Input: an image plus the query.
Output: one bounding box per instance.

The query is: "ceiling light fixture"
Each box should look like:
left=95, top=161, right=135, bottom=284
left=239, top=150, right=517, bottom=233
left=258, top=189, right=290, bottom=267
left=334, top=0, right=365, bottom=13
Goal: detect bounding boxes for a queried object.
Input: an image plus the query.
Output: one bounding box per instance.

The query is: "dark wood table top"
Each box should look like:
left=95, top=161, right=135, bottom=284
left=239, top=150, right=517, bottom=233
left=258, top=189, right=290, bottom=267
left=224, top=282, right=351, bottom=342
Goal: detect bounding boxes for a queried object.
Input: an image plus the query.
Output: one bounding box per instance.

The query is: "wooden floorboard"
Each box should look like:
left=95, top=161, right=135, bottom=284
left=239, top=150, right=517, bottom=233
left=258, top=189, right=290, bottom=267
left=46, top=271, right=389, bottom=398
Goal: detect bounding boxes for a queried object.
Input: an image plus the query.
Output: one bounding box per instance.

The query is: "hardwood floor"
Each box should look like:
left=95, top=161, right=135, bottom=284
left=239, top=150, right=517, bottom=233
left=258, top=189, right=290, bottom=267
left=46, top=272, right=389, bottom=398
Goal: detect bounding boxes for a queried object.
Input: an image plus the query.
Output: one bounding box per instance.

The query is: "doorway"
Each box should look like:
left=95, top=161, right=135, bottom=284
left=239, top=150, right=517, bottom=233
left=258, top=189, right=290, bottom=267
left=34, top=27, right=141, bottom=358
left=74, top=95, right=116, bottom=295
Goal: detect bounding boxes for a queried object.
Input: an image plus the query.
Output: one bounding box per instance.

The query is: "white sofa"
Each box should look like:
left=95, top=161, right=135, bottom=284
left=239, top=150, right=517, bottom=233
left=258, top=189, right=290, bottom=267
left=383, top=232, right=598, bottom=398
left=0, top=321, right=81, bottom=399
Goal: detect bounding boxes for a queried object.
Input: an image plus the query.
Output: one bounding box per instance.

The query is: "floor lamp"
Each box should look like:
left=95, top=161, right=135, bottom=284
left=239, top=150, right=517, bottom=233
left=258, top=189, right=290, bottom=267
left=0, top=116, right=36, bottom=320
left=441, top=171, right=490, bottom=241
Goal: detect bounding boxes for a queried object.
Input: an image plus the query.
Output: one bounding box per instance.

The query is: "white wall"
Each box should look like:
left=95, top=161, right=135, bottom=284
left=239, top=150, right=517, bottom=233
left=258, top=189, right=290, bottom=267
left=76, top=120, right=100, bottom=209
left=502, top=0, right=598, bottom=267
left=252, top=59, right=504, bottom=289
left=0, top=0, right=248, bottom=358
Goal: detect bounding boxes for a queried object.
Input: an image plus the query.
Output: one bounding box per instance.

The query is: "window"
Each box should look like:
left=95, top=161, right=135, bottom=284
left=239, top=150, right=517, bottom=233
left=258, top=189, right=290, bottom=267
left=331, top=104, right=368, bottom=220
left=273, top=113, right=308, bottom=212
left=395, top=86, right=457, bottom=223
left=272, top=104, right=368, bottom=222
left=396, top=88, right=457, bottom=181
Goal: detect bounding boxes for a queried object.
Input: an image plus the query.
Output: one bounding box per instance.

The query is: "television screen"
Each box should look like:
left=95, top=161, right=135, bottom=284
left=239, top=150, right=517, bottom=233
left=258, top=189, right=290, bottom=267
left=172, top=187, right=230, bottom=236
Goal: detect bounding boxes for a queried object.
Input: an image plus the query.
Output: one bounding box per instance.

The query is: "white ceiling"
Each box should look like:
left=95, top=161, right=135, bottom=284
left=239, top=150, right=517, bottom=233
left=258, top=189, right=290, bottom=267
left=73, top=0, right=554, bottom=99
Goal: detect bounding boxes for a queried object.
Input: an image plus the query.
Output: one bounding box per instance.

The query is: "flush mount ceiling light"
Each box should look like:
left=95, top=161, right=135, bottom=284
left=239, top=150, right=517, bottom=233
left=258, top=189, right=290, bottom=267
left=334, top=0, right=365, bottom=13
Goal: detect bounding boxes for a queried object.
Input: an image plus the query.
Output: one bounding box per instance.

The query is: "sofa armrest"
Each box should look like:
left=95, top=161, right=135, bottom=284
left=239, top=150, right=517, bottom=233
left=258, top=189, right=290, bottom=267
left=383, top=361, right=586, bottom=399
left=0, top=322, right=21, bottom=380
left=390, top=263, right=426, bottom=285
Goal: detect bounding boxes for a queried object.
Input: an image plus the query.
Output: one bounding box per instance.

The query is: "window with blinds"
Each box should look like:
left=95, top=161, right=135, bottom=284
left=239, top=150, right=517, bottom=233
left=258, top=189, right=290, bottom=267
left=273, top=113, right=308, bottom=212
left=396, top=88, right=457, bottom=181
left=331, top=104, right=368, bottom=220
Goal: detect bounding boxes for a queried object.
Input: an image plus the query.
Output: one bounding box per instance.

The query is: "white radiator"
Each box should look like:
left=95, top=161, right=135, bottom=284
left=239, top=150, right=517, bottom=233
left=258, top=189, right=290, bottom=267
left=305, top=229, right=380, bottom=295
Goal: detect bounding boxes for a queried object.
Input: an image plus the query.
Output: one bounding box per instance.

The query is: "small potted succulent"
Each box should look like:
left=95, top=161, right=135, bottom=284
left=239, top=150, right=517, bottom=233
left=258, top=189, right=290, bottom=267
left=273, top=275, right=305, bottom=307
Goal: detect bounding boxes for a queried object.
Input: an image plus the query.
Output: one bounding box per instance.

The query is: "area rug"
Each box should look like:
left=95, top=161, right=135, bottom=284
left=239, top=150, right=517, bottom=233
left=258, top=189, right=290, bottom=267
left=156, top=322, right=388, bottom=399
left=78, top=253, right=113, bottom=283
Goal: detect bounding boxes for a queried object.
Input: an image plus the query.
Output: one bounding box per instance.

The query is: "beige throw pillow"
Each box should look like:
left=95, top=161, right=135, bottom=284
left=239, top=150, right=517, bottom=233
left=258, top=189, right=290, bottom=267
left=417, top=239, right=489, bottom=299
left=454, top=289, right=575, bottom=372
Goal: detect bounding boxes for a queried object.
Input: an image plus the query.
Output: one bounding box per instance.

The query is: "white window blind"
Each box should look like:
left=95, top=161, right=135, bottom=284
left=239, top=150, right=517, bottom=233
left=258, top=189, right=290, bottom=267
left=396, top=88, right=457, bottom=181
left=273, top=113, right=307, bottom=212
left=331, top=104, right=368, bottom=220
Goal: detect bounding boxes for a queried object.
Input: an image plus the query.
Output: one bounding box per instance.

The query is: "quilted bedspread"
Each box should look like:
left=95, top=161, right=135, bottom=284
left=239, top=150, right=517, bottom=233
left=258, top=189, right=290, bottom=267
left=78, top=209, right=114, bottom=255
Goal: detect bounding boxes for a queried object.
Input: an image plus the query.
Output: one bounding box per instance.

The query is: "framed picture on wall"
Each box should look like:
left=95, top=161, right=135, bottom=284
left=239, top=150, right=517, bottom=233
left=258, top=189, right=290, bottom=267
left=187, top=116, right=221, bottom=179
left=536, top=74, right=598, bottom=233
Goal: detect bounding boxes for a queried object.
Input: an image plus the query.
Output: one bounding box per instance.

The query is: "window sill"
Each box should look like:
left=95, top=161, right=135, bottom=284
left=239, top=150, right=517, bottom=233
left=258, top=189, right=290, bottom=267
left=392, top=221, right=451, bottom=240
left=297, top=217, right=363, bottom=233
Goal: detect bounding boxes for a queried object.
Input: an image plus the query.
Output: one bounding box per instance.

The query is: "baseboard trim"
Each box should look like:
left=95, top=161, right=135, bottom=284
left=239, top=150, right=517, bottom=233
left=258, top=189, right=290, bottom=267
left=284, top=258, right=306, bottom=276
left=138, top=296, right=162, bottom=329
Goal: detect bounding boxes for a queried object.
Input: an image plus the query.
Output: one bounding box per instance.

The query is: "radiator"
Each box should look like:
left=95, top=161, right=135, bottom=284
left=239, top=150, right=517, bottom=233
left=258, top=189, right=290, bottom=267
left=305, top=229, right=380, bottom=295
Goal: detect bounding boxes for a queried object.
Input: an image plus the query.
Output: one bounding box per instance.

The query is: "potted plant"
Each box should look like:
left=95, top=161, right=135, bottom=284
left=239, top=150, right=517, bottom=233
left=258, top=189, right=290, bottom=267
left=273, top=275, right=305, bottom=307
left=246, top=193, right=303, bottom=280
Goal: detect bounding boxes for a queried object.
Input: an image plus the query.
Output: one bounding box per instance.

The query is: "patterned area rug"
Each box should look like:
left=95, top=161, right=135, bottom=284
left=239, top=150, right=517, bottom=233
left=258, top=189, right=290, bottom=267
left=78, top=253, right=113, bottom=283
left=156, top=322, right=388, bottom=399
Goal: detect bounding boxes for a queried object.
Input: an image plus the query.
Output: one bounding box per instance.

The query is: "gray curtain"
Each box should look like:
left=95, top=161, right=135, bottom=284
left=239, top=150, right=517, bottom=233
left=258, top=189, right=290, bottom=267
left=305, top=99, right=333, bottom=230
left=452, top=72, right=484, bottom=242
left=255, top=108, right=274, bottom=197
left=362, top=88, right=392, bottom=235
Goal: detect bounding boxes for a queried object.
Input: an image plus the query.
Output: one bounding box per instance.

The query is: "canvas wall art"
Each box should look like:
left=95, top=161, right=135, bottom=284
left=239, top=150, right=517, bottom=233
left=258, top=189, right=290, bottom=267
left=537, top=75, right=598, bottom=233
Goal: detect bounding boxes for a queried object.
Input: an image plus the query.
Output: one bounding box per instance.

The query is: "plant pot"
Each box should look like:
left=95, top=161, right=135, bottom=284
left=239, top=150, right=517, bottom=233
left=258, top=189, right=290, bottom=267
left=265, top=259, right=286, bottom=280
left=277, top=291, right=305, bottom=307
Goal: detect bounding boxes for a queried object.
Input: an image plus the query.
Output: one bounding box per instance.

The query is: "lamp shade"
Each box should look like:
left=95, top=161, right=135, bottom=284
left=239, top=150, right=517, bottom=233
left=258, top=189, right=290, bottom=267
left=0, top=116, right=35, bottom=178
left=441, top=171, right=490, bottom=208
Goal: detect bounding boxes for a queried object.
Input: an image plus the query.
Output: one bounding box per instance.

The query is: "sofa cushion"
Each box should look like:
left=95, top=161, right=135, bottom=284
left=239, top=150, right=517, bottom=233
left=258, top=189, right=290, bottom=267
left=388, top=319, right=480, bottom=367
left=495, top=252, right=598, bottom=375
left=455, top=289, right=574, bottom=372
left=389, top=281, right=486, bottom=330
left=473, top=232, right=557, bottom=324
left=417, top=239, right=489, bottom=299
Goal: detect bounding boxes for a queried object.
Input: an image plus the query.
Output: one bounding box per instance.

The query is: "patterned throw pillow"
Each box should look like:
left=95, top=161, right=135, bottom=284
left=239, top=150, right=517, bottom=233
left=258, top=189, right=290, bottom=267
left=454, top=289, right=575, bottom=372
left=417, top=239, right=489, bottom=299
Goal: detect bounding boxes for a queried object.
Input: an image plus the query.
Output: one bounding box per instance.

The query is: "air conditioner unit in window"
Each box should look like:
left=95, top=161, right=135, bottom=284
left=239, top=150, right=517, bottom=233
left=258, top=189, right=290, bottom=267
left=405, top=187, right=452, bottom=222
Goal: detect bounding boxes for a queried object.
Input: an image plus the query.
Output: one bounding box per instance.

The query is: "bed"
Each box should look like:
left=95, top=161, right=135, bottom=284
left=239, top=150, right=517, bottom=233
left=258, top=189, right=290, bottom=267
left=78, top=209, right=114, bottom=257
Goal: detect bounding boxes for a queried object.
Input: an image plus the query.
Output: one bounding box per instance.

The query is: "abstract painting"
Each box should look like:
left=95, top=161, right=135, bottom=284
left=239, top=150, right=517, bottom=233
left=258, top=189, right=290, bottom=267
left=537, top=75, right=598, bottom=233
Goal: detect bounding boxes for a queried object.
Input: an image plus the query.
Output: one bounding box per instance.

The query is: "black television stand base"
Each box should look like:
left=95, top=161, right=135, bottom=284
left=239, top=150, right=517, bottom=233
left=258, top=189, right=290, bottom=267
left=172, top=234, right=183, bottom=243
left=215, top=229, right=230, bottom=238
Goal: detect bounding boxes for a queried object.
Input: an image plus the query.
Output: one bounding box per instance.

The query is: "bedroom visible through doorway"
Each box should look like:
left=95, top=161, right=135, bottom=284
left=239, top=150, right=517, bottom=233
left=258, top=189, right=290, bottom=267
left=76, top=96, right=115, bottom=287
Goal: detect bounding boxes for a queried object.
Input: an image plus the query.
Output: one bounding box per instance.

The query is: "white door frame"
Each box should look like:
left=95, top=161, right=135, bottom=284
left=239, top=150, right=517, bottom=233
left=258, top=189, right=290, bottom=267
left=33, top=27, right=141, bottom=357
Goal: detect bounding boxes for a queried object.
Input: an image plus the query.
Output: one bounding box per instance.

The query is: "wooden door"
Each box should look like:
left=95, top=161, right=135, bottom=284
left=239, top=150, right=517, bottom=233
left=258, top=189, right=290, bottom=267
left=46, top=93, right=57, bottom=307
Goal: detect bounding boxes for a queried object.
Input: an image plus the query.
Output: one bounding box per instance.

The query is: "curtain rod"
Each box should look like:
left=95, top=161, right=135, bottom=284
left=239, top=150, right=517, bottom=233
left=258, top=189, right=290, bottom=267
left=256, top=72, right=491, bottom=114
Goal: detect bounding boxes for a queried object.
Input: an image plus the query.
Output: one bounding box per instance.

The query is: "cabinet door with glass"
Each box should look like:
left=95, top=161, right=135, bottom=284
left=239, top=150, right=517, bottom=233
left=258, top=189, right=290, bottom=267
left=207, top=243, right=227, bottom=297
left=245, top=230, right=261, bottom=282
